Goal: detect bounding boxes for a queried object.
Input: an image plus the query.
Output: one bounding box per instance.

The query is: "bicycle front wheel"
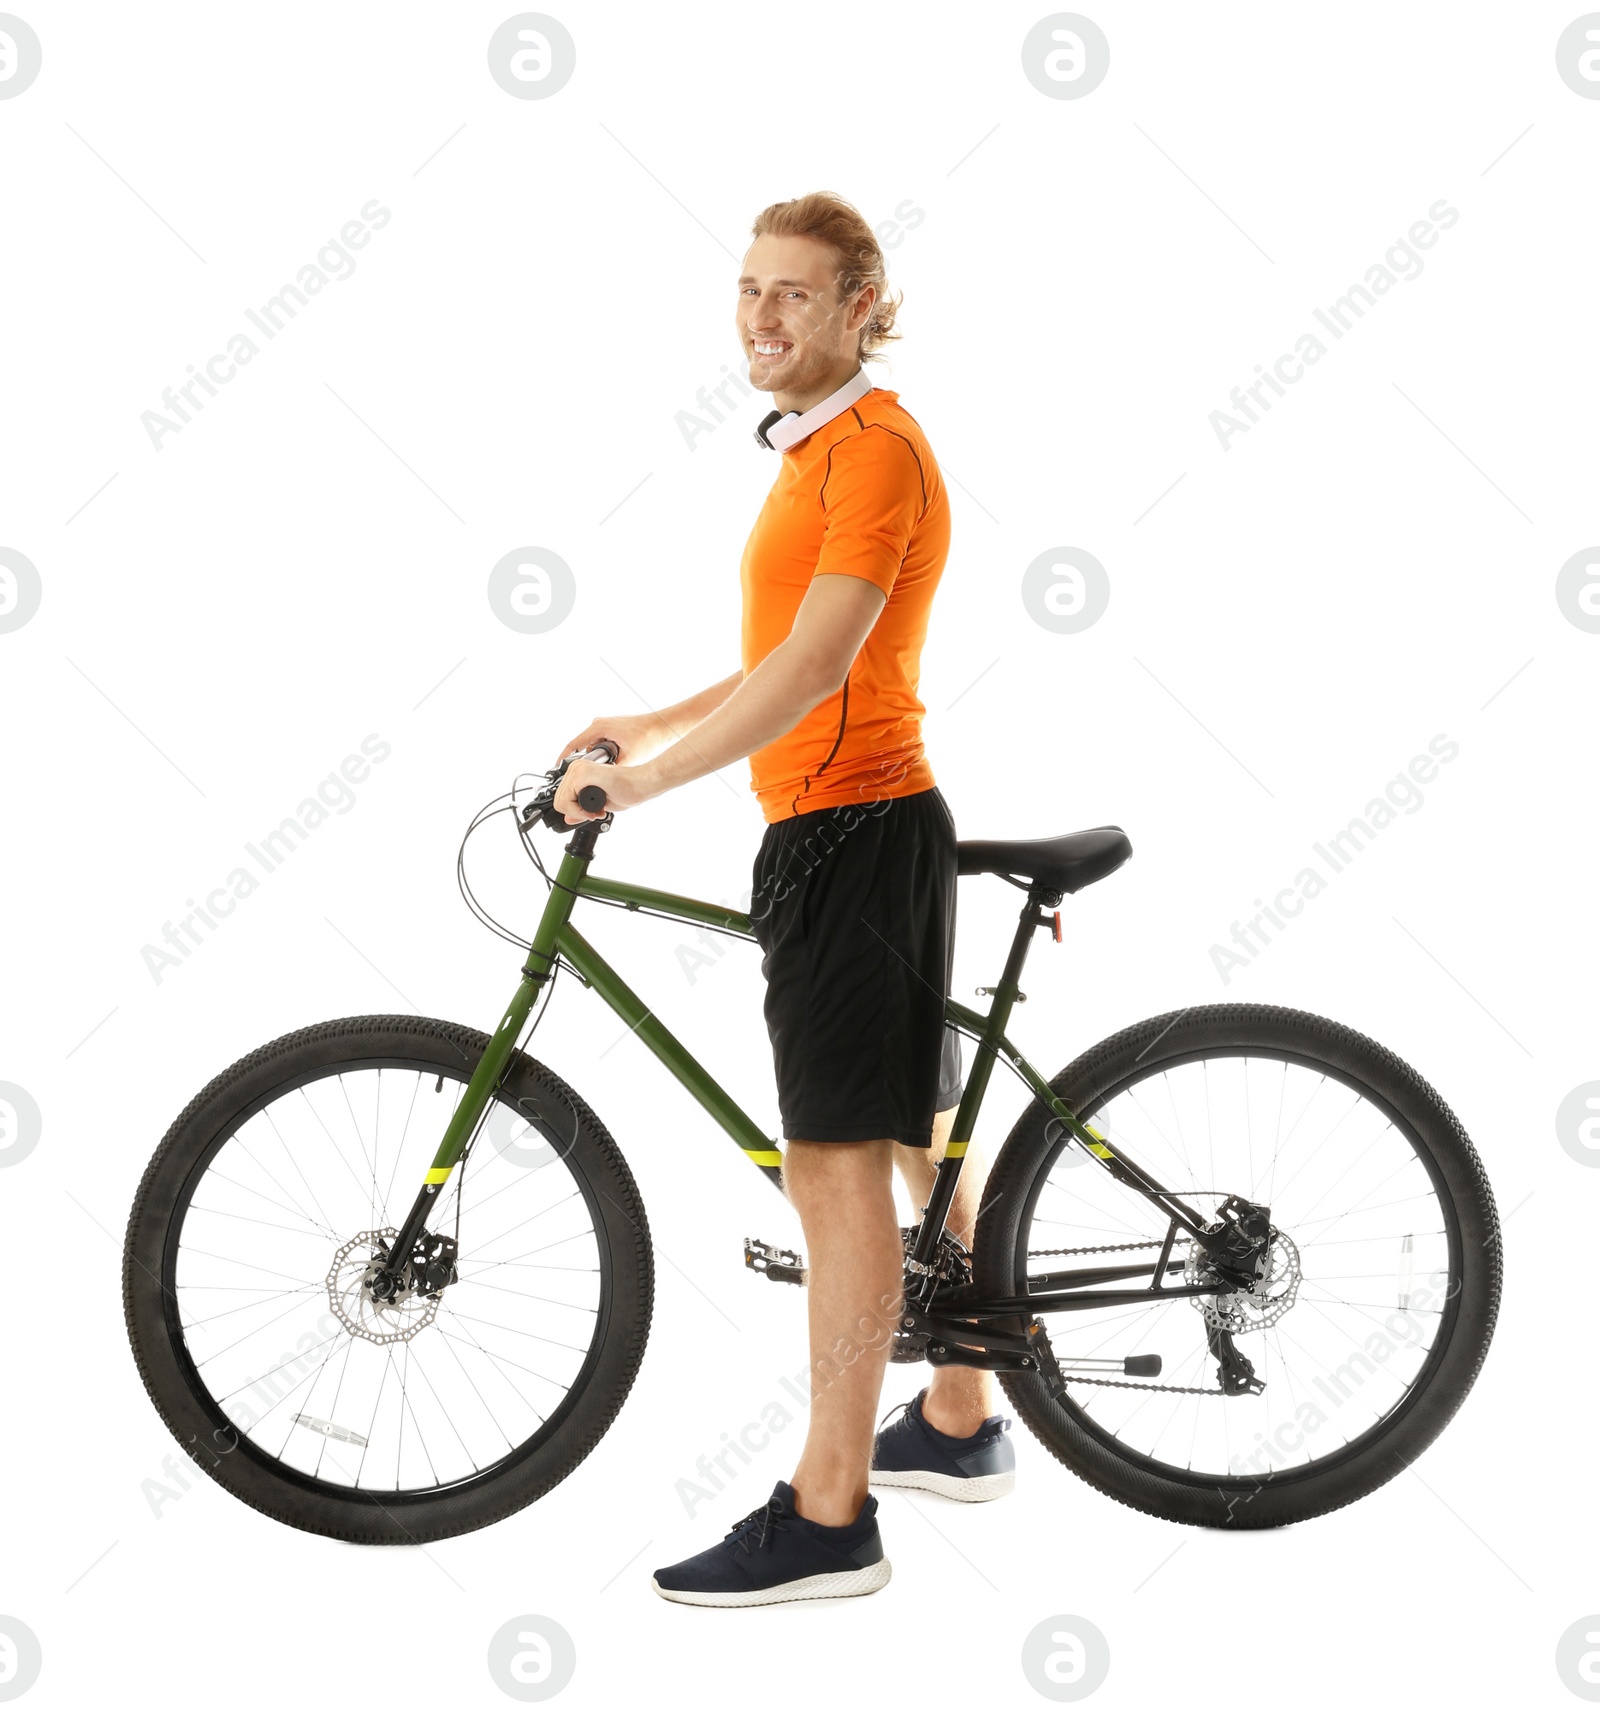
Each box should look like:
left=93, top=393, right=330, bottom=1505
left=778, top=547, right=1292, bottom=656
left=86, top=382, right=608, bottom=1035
left=971, top=1003, right=1500, bottom=1528
left=123, top=1015, right=653, bottom=1543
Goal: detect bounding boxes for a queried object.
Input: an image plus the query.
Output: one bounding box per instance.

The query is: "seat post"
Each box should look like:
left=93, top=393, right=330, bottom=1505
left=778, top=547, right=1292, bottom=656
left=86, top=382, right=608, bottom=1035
left=999, top=888, right=1054, bottom=990
left=909, top=888, right=1058, bottom=1273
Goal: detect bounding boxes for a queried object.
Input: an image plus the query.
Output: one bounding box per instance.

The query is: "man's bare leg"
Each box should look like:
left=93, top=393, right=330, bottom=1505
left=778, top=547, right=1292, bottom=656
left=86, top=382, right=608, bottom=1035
left=782, top=1138, right=902, bottom=1527
left=892, top=1105, right=997, bottom=1438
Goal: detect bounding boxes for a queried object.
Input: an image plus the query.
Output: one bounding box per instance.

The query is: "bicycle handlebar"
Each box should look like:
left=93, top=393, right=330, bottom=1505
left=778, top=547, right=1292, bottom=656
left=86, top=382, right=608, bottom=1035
left=518, top=739, right=621, bottom=836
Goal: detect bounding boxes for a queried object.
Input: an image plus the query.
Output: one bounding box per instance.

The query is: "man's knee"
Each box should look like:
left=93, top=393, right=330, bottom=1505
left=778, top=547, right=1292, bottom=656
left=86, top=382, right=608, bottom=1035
left=781, top=1138, right=893, bottom=1208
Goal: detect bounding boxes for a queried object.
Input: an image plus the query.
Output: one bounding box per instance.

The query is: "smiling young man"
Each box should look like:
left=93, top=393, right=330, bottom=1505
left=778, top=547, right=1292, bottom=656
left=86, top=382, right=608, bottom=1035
left=554, top=191, right=1014, bottom=1607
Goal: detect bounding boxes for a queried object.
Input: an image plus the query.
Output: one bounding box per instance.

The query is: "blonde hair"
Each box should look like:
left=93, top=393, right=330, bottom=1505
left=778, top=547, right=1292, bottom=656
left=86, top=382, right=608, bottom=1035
left=749, top=191, right=902, bottom=363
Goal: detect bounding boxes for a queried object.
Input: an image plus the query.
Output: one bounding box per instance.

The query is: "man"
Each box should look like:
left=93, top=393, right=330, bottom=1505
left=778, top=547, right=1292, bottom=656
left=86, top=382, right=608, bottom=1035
left=554, top=192, right=1014, bottom=1607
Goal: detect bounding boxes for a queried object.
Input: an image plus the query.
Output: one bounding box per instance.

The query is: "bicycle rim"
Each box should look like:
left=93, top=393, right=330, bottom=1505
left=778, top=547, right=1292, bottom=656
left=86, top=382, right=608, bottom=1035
left=160, top=1057, right=613, bottom=1499
left=1015, top=1046, right=1465, bottom=1485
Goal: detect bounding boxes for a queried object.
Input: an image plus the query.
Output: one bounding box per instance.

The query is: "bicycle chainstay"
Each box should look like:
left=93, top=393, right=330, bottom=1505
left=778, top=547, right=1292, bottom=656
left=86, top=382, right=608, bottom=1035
left=1027, top=1237, right=1228, bottom=1396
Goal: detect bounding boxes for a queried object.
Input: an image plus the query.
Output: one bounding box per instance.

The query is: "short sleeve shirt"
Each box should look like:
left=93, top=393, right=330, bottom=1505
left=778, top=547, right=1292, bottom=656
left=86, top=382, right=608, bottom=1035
left=739, top=388, right=951, bottom=822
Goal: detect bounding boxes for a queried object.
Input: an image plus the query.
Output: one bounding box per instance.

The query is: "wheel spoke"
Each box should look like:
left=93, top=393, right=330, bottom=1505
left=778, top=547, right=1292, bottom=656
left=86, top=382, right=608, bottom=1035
left=168, top=1059, right=610, bottom=1497
left=1014, top=1044, right=1463, bottom=1484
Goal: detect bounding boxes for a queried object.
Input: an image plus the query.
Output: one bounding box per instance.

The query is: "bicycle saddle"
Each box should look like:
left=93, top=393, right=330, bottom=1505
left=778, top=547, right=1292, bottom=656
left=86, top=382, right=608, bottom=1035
left=956, top=826, right=1132, bottom=895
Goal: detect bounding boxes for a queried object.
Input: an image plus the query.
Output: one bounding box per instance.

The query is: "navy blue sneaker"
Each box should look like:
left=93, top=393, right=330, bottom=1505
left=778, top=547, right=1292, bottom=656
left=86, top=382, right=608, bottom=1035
left=870, top=1389, right=1015, bottom=1501
left=651, top=1480, right=890, bottom=1608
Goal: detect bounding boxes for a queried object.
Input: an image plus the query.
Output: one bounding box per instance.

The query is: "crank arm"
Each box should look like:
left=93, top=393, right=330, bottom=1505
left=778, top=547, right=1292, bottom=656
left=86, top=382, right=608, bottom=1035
left=901, top=1308, right=1159, bottom=1389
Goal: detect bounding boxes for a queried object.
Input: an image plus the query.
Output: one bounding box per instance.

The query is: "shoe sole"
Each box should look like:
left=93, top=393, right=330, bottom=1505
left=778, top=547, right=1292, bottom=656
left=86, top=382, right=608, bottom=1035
left=869, top=1466, right=1016, bottom=1503
left=651, top=1559, right=892, bottom=1608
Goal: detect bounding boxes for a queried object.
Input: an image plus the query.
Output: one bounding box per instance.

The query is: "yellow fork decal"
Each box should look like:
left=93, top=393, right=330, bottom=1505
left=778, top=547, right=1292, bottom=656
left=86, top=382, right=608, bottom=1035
left=1082, top=1122, right=1115, bottom=1160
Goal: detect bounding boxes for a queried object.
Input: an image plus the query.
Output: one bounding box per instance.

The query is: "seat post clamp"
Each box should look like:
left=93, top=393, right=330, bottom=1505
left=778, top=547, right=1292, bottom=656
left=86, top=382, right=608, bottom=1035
left=1029, top=898, right=1062, bottom=936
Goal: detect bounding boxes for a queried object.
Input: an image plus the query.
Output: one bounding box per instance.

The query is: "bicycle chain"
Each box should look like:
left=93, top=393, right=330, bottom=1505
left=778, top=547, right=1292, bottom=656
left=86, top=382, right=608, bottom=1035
left=1058, top=1374, right=1225, bottom=1396
left=1027, top=1239, right=1165, bottom=1259
left=1029, top=1239, right=1227, bottom=1395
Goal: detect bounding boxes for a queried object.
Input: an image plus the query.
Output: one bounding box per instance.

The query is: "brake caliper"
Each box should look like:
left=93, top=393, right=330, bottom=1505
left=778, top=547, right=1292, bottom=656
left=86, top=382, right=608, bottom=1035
left=1202, top=1194, right=1274, bottom=1289
left=412, top=1232, right=459, bottom=1297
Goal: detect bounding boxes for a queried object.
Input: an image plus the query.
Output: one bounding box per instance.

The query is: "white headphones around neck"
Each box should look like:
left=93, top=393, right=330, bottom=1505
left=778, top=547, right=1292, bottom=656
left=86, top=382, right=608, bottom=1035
left=753, top=367, right=875, bottom=452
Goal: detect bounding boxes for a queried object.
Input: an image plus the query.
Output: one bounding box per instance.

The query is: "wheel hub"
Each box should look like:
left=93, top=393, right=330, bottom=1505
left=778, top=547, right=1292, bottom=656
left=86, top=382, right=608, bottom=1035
left=325, top=1228, right=456, bottom=1346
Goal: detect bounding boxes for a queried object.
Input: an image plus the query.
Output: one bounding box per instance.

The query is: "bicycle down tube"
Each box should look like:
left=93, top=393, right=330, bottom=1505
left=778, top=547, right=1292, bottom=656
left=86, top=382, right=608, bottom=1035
left=383, top=823, right=1210, bottom=1280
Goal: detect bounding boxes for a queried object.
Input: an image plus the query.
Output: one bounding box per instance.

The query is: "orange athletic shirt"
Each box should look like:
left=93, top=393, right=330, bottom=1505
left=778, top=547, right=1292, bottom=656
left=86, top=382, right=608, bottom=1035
left=739, top=387, right=951, bottom=823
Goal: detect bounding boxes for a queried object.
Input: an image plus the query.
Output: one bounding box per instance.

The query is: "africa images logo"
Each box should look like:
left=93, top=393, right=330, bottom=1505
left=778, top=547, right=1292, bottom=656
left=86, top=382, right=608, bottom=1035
left=1209, top=200, right=1460, bottom=451
left=140, top=200, right=392, bottom=451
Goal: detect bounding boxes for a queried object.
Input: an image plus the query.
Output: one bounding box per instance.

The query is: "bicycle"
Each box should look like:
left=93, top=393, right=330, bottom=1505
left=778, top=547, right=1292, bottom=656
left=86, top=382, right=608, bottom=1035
left=123, top=743, right=1501, bottom=1543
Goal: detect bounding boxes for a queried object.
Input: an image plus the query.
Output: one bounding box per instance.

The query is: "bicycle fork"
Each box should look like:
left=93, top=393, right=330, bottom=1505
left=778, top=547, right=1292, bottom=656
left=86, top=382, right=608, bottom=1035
left=374, top=825, right=600, bottom=1288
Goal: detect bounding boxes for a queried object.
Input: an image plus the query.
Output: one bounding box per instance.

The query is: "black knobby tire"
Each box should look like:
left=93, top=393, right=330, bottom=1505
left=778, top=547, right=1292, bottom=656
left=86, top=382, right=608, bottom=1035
left=970, top=1003, right=1500, bottom=1529
left=123, top=1015, right=653, bottom=1543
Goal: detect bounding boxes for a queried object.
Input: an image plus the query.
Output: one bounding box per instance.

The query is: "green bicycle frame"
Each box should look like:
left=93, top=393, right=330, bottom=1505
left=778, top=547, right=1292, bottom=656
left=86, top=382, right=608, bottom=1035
left=383, top=821, right=1213, bottom=1278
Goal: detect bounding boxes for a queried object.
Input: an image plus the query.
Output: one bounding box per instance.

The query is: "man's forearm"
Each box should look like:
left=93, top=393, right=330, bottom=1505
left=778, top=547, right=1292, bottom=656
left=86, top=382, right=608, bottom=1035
left=640, top=646, right=833, bottom=795
left=633, top=670, right=743, bottom=758
left=659, top=670, right=743, bottom=734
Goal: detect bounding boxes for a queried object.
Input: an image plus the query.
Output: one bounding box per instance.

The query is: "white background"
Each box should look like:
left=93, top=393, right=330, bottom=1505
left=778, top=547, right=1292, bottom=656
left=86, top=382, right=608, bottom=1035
left=3, top=1, right=1596, bottom=1709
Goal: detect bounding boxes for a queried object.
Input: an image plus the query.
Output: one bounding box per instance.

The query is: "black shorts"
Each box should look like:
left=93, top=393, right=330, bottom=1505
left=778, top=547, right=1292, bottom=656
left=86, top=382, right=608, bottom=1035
left=748, top=786, right=962, bottom=1149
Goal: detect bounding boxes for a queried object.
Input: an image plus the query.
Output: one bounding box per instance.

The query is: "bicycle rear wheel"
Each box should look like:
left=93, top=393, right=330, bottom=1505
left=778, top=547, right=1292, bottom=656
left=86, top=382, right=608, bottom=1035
left=123, top=1015, right=652, bottom=1543
left=971, top=1003, right=1500, bottom=1528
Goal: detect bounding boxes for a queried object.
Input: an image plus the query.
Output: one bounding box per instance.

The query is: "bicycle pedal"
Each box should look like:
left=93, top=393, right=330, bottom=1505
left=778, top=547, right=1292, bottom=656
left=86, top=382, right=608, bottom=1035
left=1023, top=1320, right=1068, bottom=1397
left=744, top=1237, right=807, bottom=1286
left=1050, top=1353, right=1164, bottom=1378
left=889, top=1327, right=930, bottom=1364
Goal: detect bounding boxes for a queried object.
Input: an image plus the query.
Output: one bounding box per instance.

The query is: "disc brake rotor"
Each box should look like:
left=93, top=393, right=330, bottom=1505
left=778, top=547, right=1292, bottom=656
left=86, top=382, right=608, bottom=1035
left=326, top=1227, right=441, bottom=1346
left=1185, top=1227, right=1301, bottom=1333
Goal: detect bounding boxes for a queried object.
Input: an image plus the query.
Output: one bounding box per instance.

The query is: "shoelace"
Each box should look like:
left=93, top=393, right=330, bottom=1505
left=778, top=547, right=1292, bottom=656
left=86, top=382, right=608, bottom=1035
left=877, top=1396, right=1013, bottom=1439
left=727, top=1497, right=792, bottom=1556
left=877, top=1398, right=915, bottom=1432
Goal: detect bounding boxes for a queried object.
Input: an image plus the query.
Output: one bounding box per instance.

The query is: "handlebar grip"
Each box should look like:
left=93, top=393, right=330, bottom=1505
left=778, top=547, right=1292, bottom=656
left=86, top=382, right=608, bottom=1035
left=575, top=737, right=619, bottom=814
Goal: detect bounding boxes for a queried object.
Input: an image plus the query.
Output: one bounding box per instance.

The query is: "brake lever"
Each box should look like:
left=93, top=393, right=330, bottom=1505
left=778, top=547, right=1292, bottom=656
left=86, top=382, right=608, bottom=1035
left=519, top=790, right=582, bottom=836
left=521, top=739, right=620, bottom=835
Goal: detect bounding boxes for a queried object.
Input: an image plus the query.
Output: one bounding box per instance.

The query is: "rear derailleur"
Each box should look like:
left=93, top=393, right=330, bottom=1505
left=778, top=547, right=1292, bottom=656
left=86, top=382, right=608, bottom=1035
left=1206, top=1325, right=1265, bottom=1396
left=1189, top=1194, right=1272, bottom=1395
